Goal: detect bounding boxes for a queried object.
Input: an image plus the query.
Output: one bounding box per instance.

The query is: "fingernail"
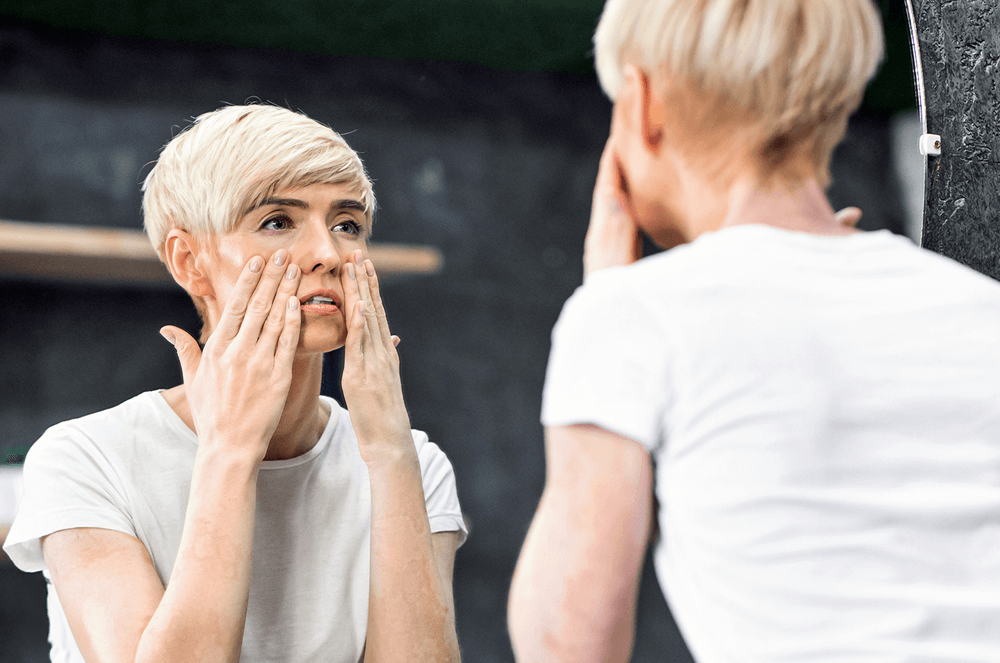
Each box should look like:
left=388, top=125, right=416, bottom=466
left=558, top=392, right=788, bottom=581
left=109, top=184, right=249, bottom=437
left=273, top=251, right=286, bottom=266
left=249, top=257, right=263, bottom=273
left=347, top=262, right=356, bottom=280
left=365, top=260, right=375, bottom=277
left=355, top=250, right=364, bottom=264
left=359, top=300, right=365, bottom=315
left=159, top=329, right=176, bottom=345
left=288, top=296, right=298, bottom=311
left=285, top=263, right=297, bottom=280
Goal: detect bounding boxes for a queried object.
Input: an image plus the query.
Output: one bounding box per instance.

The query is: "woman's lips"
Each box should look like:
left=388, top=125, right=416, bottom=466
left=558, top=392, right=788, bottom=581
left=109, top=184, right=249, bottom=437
left=299, top=291, right=343, bottom=316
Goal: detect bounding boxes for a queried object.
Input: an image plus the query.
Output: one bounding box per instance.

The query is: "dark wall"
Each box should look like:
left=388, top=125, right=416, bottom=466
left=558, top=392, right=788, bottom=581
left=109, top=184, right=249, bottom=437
left=0, top=23, right=907, bottom=663
left=908, top=0, right=1000, bottom=280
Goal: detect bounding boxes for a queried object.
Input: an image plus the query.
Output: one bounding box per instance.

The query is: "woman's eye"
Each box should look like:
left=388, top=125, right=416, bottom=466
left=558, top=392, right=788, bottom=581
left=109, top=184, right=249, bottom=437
left=333, top=220, right=361, bottom=235
left=261, top=215, right=291, bottom=231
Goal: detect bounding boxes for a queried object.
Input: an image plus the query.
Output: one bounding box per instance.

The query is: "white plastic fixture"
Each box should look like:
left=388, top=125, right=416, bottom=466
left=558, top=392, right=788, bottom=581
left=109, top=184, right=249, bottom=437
left=919, top=133, right=942, bottom=156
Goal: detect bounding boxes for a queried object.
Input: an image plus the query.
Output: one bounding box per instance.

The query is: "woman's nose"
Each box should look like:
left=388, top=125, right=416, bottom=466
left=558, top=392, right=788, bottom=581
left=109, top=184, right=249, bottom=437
left=297, top=220, right=341, bottom=275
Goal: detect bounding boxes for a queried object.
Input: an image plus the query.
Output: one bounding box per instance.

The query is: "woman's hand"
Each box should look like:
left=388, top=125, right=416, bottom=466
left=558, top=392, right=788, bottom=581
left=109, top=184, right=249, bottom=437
left=835, top=206, right=863, bottom=228
left=160, top=250, right=302, bottom=460
left=340, top=250, right=412, bottom=464
left=584, top=140, right=643, bottom=281
left=341, top=249, right=459, bottom=662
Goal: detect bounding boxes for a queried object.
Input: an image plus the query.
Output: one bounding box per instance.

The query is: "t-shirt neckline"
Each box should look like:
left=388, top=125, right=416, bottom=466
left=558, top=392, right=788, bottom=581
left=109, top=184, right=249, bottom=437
left=707, top=223, right=900, bottom=250
left=146, top=390, right=340, bottom=469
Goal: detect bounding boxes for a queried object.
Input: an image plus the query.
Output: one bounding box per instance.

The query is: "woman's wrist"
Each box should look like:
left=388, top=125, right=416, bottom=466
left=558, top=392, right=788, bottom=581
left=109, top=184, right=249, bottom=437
left=193, top=442, right=264, bottom=478
left=362, top=436, right=420, bottom=475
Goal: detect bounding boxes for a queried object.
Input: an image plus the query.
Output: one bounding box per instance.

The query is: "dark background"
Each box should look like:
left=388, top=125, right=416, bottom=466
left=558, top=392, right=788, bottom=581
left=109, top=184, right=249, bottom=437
left=0, top=1, right=916, bottom=661
left=908, top=0, right=1000, bottom=281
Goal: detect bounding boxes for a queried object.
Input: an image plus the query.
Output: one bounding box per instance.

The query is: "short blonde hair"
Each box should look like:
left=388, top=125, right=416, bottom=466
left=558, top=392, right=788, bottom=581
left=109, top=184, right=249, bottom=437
left=142, top=104, right=375, bottom=261
left=594, top=0, right=884, bottom=184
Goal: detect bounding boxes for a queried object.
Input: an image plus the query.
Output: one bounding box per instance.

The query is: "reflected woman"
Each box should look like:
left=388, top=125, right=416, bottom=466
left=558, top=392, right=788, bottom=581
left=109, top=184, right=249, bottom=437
left=4, top=104, right=466, bottom=663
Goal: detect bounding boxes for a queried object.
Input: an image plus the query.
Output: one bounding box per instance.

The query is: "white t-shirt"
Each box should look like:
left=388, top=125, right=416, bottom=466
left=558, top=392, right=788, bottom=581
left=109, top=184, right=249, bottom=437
left=4, top=391, right=467, bottom=663
left=542, top=225, right=1000, bottom=662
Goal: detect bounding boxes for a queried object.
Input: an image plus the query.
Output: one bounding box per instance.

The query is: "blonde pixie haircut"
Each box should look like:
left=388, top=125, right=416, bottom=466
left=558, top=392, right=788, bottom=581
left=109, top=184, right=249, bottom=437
left=143, top=104, right=375, bottom=260
left=142, top=105, right=375, bottom=339
left=594, top=0, right=885, bottom=185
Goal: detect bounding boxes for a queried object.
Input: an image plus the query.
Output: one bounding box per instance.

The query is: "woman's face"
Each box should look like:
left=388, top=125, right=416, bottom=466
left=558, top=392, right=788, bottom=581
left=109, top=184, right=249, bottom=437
left=200, top=181, right=370, bottom=354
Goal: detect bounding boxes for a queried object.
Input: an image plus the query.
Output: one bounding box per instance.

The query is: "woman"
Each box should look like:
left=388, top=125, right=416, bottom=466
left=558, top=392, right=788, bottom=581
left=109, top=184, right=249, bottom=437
left=510, top=0, right=1000, bottom=661
left=5, top=104, right=466, bottom=663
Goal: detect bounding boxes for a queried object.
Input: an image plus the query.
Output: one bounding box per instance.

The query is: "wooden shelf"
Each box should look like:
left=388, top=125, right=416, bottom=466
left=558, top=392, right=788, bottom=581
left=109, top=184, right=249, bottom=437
left=0, top=220, right=442, bottom=284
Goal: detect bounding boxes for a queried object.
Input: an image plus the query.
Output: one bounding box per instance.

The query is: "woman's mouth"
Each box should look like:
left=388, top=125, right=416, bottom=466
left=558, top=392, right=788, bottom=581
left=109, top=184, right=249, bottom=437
left=299, top=291, right=342, bottom=316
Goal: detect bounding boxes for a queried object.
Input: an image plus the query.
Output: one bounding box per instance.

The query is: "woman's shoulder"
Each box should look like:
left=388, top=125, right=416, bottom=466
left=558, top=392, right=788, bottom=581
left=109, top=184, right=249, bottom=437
left=28, top=391, right=195, bottom=471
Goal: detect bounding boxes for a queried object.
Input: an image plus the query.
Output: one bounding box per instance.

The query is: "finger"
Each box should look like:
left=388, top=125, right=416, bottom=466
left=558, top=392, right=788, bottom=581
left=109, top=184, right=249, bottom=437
left=594, top=140, right=627, bottom=210
left=391, top=335, right=401, bottom=348
left=273, top=294, right=302, bottom=369
left=343, top=299, right=368, bottom=363
left=594, top=139, right=615, bottom=190
left=160, top=326, right=202, bottom=388
left=364, top=259, right=393, bottom=344
left=835, top=206, right=863, bottom=228
left=214, top=256, right=264, bottom=342
left=590, top=139, right=631, bottom=227
left=353, top=252, right=380, bottom=335
left=341, top=254, right=366, bottom=338
left=257, top=262, right=301, bottom=349
left=238, top=250, right=290, bottom=344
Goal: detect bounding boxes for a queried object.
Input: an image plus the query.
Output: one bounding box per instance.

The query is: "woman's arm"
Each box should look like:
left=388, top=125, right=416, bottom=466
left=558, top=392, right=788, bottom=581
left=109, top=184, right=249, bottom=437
left=42, top=251, right=302, bottom=663
left=366, top=465, right=461, bottom=663
left=340, top=250, right=461, bottom=663
left=508, top=424, right=654, bottom=663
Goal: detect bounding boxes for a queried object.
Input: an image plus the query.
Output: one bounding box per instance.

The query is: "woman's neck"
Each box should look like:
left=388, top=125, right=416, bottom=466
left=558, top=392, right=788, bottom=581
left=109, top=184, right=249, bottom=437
left=718, top=177, right=854, bottom=237
left=264, top=353, right=329, bottom=461
left=677, top=174, right=854, bottom=240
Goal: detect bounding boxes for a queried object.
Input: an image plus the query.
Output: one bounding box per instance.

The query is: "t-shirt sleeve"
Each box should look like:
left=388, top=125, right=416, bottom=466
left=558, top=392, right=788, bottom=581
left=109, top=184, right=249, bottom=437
left=541, top=270, right=672, bottom=453
left=412, top=431, right=468, bottom=548
left=3, top=424, right=134, bottom=573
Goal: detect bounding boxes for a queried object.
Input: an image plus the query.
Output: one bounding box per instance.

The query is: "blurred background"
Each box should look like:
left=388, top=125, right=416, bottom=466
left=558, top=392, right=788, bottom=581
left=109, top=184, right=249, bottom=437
left=0, top=1, right=919, bottom=661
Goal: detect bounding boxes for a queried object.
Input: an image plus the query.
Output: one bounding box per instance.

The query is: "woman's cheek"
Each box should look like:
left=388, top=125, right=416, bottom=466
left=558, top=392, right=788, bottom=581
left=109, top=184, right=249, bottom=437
left=215, top=237, right=255, bottom=270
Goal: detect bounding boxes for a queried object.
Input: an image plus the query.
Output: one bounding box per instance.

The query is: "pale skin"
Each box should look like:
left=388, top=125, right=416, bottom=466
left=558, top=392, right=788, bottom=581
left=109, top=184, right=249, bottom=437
left=41, top=182, right=460, bottom=663
left=509, top=64, right=864, bottom=662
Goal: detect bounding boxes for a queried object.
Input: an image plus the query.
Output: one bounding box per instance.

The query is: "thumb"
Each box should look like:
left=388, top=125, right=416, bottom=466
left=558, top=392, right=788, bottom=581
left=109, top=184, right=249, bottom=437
left=160, top=326, right=202, bottom=386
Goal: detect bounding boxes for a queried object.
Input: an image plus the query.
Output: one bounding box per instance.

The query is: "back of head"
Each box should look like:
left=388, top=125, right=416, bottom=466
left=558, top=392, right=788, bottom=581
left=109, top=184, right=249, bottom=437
left=594, top=0, right=885, bottom=185
left=142, top=104, right=375, bottom=261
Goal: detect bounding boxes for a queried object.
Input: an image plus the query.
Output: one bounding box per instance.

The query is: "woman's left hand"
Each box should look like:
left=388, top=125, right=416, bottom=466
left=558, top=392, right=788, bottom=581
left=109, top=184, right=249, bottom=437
left=340, top=250, right=413, bottom=464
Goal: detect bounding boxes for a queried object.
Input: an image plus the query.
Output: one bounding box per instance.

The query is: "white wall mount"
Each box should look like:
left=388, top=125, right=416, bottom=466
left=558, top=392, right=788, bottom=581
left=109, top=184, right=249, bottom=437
left=919, top=133, right=942, bottom=156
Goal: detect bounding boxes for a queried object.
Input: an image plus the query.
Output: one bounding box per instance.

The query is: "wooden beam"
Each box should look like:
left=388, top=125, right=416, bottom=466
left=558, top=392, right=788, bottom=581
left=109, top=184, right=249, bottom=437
left=0, top=220, right=442, bottom=284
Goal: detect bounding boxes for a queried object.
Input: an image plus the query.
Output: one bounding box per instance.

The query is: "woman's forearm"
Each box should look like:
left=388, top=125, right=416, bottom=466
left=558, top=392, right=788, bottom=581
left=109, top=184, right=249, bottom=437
left=365, top=446, right=460, bottom=663
left=134, top=446, right=260, bottom=663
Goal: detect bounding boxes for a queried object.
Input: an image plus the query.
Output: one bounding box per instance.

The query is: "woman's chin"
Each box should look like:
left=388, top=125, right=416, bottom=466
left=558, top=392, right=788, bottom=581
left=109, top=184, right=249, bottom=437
left=296, top=329, right=347, bottom=355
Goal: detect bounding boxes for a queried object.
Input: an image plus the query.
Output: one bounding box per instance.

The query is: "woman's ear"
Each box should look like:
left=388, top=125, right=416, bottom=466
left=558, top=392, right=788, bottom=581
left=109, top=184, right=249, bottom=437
left=619, top=64, right=666, bottom=155
left=164, top=229, right=214, bottom=298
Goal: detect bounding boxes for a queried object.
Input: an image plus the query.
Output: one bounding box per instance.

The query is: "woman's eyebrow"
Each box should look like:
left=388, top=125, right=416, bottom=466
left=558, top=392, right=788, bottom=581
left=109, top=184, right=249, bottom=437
left=332, top=199, right=366, bottom=213
left=248, top=198, right=366, bottom=213
left=250, top=197, right=309, bottom=212
left=246, top=198, right=368, bottom=214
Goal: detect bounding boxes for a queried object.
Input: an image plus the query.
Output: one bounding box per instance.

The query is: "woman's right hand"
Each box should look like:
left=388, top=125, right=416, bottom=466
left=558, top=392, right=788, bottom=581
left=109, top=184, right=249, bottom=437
left=584, top=140, right=643, bottom=281
left=160, top=250, right=302, bottom=460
